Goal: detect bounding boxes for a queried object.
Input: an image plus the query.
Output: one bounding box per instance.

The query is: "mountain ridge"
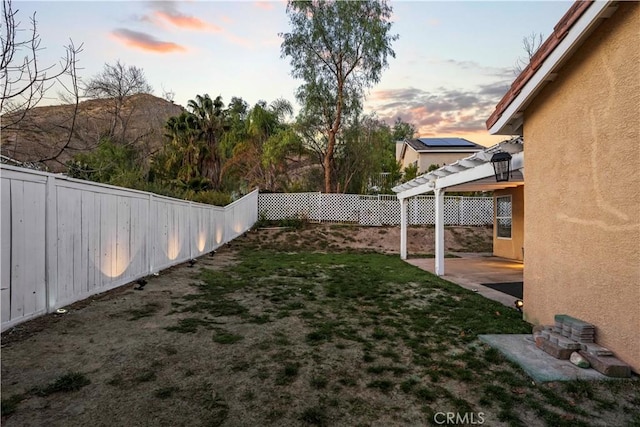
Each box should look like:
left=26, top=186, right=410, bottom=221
left=1, top=93, right=185, bottom=172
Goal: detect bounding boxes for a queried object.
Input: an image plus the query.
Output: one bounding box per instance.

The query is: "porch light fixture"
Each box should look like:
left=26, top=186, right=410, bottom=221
left=490, top=151, right=512, bottom=182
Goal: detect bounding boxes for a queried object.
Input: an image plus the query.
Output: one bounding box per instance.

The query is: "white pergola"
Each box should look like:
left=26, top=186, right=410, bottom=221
left=392, top=137, right=524, bottom=276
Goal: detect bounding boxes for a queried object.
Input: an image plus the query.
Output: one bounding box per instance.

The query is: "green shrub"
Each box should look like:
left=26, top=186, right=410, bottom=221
left=189, top=190, right=232, bottom=206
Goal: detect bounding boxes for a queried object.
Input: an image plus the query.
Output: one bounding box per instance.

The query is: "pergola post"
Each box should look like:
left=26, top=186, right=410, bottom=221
left=400, top=197, right=408, bottom=260
left=434, top=188, right=445, bottom=276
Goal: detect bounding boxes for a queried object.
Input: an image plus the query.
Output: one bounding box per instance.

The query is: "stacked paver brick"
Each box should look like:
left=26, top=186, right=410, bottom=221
left=533, top=314, right=631, bottom=378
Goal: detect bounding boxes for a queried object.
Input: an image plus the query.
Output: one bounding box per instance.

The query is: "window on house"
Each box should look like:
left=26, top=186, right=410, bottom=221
left=496, top=195, right=512, bottom=239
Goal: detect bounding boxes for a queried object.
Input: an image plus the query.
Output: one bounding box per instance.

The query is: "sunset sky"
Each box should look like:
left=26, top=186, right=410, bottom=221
left=16, top=0, right=572, bottom=146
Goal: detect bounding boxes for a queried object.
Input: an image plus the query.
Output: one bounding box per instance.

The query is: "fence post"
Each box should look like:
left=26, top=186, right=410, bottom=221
left=147, top=193, right=154, bottom=274
left=44, top=175, right=58, bottom=313
left=400, top=198, right=408, bottom=259
left=434, top=189, right=445, bottom=276
left=188, top=201, right=193, bottom=261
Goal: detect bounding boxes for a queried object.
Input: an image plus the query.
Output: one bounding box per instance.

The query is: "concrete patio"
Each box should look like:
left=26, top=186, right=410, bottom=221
left=405, top=252, right=523, bottom=308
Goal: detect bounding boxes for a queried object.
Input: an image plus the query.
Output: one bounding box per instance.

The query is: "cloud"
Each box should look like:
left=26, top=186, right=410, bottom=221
left=444, top=59, right=514, bottom=79
left=143, top=1, right=222, bottom=32
left=366, top=81, right=509, bottom=137
left=364, top=58, right=514, bottom=138
left=478, top=81, right=511, bottom=98
left=111, top=29, right=186, bottom=53
left=223, top=33, right=253, bottom=49
left=254, top=2, right=274, bottom=11
left=444, top=59, right=477, bottom=70
left=154, top=10, right=222, bottom=32
left=137, top=2, right=255, bottom=49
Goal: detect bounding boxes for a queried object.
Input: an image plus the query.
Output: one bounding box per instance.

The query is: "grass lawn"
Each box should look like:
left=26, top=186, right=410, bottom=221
left=2, top=230, right=639, bottom=426
left=170, top=249, right=639, bottom=426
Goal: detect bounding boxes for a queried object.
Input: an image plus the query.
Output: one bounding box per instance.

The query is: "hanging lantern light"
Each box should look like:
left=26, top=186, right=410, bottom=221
left=490, top=151, right=512, bottom=182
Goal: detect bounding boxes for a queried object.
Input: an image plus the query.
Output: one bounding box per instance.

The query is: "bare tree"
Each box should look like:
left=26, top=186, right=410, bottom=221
left=1, top=0, right=82, bottom=131
left=84, top=60, right=153, bottom=142
left=161, top=84, right=175, bottom=104
left=513, top=32, right=545, bottom=75
left=37, top=40, right=83, bottom=164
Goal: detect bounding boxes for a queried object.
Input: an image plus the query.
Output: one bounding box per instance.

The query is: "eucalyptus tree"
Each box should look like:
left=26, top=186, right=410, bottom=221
left=280, top=0, right=398, bottom=193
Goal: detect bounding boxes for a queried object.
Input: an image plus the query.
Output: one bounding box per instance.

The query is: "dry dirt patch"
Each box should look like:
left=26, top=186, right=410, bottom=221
left=236, top=223, right=493, bottom=255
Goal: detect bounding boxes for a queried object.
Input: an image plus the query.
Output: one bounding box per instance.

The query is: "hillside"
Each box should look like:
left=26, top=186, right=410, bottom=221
left=1, top=94, right=185, bottom=172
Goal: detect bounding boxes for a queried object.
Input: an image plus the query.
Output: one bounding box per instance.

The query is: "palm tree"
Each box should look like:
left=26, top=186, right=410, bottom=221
left=163, top=112, right=202, bottom=183
left=187, top=94, right=227, bottom=189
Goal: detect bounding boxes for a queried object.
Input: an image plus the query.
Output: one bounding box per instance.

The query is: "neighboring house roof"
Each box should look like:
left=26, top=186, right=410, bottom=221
left=393, top=137, right=524, bottom=198
left=406, top=137, right=484, bottom=153
left=486, top=0, right=619, bottom=135
left=399, top=137, right=484, bottom=162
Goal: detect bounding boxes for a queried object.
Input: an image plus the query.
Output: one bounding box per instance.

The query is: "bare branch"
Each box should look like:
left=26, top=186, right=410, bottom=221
left=513, top=32, right=545, bottom=76
left=1, top=0, right=79, bottom=131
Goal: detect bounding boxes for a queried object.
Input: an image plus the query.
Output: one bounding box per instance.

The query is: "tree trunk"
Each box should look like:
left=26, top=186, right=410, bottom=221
left=324, top=130, right=336, bottom=193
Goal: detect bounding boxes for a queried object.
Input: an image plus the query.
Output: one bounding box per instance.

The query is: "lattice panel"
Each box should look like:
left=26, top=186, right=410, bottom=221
left=257, top=193, right=493, bottom=226
left=379, top=195, right=400, bottom=225
left=319, top=194, right=360, bottom=222
left=408, top=196, right=434, bottom=225
left=358, top=196, right=381, bottom=226
left=444, top=197, right=461, bottom=225
left=460, top=197, right=494, bottom=225
left=258, top=192, right=320, bottom=220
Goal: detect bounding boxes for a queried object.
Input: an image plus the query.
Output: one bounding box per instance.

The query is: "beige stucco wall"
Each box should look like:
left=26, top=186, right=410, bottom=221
left=493, top=186, right=524, bottom=261
left=398, top=146, right=481, bottom=173
left=395, top=142, right=405, bottom=164
left=400, top=148, right=420, bottom=171
left=523, top=2, right=640, bottom=372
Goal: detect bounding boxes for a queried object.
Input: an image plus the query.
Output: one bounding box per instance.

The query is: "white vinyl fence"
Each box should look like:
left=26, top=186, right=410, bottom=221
left=0, top=165, right=258, bottom=331
left=258, top=193, right=493, bottom=226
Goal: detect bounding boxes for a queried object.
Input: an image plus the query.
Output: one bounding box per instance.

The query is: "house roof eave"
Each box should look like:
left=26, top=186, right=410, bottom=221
left=487, top=0, right=618, bottom=135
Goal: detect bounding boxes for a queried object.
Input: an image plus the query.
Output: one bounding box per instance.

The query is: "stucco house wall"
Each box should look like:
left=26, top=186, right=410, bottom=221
left=400, top=148, right=420, bottom=171
left=522, top=2, right=640, bottom=371
left=493, top=186, right=524, bottom=261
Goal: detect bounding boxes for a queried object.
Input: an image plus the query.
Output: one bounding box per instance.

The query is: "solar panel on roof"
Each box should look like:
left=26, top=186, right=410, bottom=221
left=417, top=137, right=476, bottom=147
